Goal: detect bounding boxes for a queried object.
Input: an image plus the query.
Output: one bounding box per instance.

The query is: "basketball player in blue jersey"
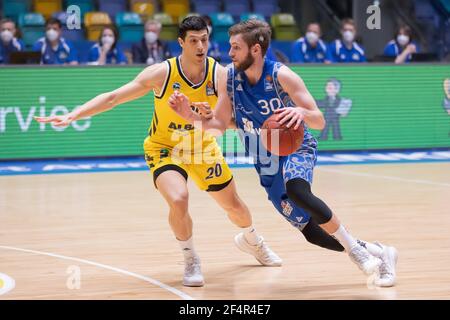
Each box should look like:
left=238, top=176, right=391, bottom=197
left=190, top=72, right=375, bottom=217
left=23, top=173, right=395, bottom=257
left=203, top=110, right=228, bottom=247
left=169, top=20, right=398, bottom=287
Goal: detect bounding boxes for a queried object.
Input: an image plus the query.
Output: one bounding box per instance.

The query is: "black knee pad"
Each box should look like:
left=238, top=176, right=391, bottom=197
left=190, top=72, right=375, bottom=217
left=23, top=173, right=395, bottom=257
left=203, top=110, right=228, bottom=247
left=285, top=178, right=333, bottom=225
left=302, top=221, right=344, bottom=252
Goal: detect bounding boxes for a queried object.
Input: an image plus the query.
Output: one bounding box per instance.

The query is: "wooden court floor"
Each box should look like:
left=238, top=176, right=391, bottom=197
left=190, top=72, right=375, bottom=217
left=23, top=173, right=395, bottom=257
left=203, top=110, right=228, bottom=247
left=0, top=162, right=449, bottom=300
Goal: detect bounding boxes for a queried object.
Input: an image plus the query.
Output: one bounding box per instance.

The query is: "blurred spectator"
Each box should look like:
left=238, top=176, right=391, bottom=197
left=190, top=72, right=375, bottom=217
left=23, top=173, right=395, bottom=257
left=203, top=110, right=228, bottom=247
left=33, top=18, right=78, bottom=65
left=0, top=18, right=24, bottom=64
left=201, top=15, right=221, bottom=62
left=328, top=19, right=366, bottom=63
left=384, top=25, right=419, bottom=64
left=88, top=26, right=127, bottom=65
left=132, top=20, right=171, bottom=65
left=291, top=22, right=328, bottom=63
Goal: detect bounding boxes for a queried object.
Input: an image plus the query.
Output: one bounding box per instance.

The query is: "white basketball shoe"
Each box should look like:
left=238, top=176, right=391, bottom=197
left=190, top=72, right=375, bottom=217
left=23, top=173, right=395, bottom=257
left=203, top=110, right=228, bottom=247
left=348, top=244, right=382, bottom=275
left=234, top=232, right=282, bottom=266
left=373, top=242, right=398, bottom=287
left=183, top=255, right=204, bottom=287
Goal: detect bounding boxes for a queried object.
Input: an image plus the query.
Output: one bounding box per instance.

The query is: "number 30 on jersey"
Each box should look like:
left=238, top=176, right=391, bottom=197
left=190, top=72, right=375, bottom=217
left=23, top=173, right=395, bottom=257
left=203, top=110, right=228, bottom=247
left=258, top=98, right=282, bottom=115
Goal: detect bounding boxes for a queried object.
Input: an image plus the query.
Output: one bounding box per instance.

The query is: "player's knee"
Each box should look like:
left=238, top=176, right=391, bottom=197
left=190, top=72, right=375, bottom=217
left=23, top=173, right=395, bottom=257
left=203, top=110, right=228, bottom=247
left=223, top=195, right=245, bottom=214
left=286, top=178, right=332, bottom=225
left=169, top=192, right=189, bottom=213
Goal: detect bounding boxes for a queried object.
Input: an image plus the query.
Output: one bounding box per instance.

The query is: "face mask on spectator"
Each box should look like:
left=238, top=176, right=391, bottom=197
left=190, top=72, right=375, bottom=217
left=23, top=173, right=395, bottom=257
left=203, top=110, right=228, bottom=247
left=0, top=30, right=13, bottom=43
left=397, top=34, right=409, bottom=47
left=207, top=25, right=212, bottom=35
left=305, top=32, right=319, bottom=44
left=102, top=35, right=115, bottom=46
left=46, top=29, right=59, bottom=42
left=342, top=30, right=354, bottom=43
left=145, top=31, right=158, bottom=44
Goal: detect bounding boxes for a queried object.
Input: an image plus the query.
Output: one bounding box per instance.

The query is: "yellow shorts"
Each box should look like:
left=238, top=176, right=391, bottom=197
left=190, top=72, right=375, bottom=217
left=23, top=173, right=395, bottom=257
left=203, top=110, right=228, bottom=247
left=143, top=137, right=233, bottom=191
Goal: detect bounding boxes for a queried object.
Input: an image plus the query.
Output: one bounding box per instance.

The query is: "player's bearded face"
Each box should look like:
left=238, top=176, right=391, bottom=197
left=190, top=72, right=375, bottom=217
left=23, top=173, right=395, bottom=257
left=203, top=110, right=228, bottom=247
left=235, top=48, right=254, bottom=72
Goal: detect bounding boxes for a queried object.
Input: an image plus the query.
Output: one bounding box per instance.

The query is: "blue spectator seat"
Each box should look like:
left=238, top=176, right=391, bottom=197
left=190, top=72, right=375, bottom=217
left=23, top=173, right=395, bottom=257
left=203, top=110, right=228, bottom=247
left=240, top=13, right=266, bottom=22
left=252, top=0, right=279, bottom=20
left=98, top=0, right=127, bottom=20
left=210, top=13, right=234, bottom=42
left=18, top=13, right=46, bottom=48
left=115, top=12, right=143, bottom=43
left=224, top=0, right=250, bottom=22
left=1, top=0, right=32, bottom=23
left=191, top=0, right=221, bottom=16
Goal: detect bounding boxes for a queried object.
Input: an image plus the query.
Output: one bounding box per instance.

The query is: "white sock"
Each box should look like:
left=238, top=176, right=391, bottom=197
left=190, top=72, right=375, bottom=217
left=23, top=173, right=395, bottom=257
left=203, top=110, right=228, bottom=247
left=357, top=240, right=383, bottom=257
left=331, top=224, right=358, bottom=252
left=242, top=225, right=261, bottom=246
left=177, top=236, right=197, bottom=259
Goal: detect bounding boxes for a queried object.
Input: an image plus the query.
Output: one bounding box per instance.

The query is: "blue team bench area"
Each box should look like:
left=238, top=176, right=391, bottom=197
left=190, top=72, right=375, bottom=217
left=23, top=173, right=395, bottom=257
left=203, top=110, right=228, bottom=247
left=1, top=150, right=449, bottom=176
left=65, top=39, right=292, bottom=64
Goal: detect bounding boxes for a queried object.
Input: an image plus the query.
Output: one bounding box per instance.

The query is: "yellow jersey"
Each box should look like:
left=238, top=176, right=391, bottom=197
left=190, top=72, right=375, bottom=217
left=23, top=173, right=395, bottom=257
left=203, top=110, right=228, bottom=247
left=146, top=56, right=218, bottom=153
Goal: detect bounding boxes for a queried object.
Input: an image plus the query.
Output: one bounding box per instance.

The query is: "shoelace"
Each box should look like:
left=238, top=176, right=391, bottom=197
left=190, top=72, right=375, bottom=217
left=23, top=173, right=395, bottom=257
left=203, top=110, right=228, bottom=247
left=185, top=258, right=201, bottom=275
left=378, top=259, right=393, bottom=277
left=256, top=241, right=273, bottom=261
left=351, top=246, right=370, bottom=264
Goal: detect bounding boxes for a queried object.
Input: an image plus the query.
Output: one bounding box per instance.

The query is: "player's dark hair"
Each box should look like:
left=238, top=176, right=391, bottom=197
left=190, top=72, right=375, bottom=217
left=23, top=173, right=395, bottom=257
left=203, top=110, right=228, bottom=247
left=178, top=16, right=208, bottom=40
left=228, top=19, right=271, bottom=57
left=201, top=15, right=212, bottom=27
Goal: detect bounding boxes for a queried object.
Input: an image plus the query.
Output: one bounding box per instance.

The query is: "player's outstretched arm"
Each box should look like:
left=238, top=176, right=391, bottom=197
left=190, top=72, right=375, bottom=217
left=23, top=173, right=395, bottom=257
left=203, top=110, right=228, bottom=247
left=275, top=66, right=326, bottom=130
left=168, top=65, right=233, bottom=136
left=34, top=63, right=167, bottom=127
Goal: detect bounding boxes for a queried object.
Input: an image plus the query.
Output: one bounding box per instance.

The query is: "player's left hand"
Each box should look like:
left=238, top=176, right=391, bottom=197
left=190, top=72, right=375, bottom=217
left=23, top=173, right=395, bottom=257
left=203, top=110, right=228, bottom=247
left=192, top=102, right=213, bottom=119
left=168, top=90, right=192, bottom=119
left=275, top=107, right=305, bottom=130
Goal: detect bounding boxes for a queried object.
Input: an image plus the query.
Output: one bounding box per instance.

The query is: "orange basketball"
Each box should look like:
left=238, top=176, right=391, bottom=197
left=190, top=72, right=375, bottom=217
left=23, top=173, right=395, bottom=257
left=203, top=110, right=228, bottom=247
left=260, top=113, right=304, bottom=156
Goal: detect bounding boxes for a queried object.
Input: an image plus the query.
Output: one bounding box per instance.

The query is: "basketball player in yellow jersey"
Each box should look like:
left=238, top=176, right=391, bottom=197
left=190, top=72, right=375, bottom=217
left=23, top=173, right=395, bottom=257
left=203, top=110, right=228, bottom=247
left=34, top=16, right=281, bottom=287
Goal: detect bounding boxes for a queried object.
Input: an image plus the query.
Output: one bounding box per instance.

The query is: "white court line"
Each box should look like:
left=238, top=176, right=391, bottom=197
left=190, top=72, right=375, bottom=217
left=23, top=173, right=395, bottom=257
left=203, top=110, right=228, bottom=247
left=319, top=167, right=450, bottom=187
left=0, top=245, right=194, bottom=300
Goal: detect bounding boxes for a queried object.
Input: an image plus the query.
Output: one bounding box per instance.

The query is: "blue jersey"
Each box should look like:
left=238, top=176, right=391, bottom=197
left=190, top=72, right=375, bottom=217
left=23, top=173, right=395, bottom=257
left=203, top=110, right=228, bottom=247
left=33, top=37, right=78, bottom=64
left=383, top=40, right=419, bottom=62
left=88, top=43, right=128, bottom=64
left=227, top=59, right=318, bottom=229
left=0, top=37, right=23, bottom=64
left=291, top=37, right=328, bottom=63
left=328, top=39, right=366, bottom=63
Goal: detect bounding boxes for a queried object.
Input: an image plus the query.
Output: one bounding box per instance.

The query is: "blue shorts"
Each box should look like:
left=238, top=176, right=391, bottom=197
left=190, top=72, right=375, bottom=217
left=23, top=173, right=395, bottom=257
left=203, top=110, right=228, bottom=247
left=260, top=145, right=318, bottom=231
